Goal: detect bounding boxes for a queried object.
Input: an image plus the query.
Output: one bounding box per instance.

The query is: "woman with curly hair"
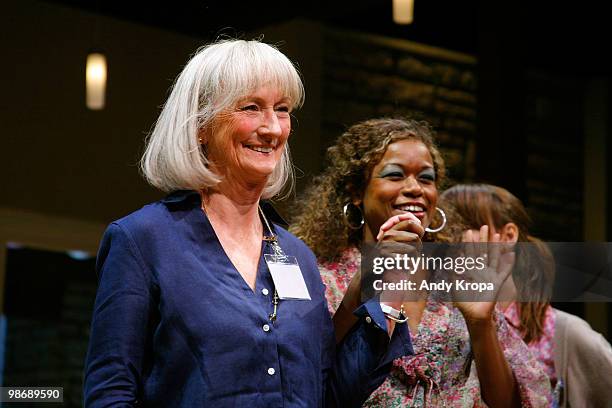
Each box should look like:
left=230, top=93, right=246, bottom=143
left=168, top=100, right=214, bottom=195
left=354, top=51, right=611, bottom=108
left=291, top=118, right=551, bottom=407
left=440, top=183, right=612, bottom=407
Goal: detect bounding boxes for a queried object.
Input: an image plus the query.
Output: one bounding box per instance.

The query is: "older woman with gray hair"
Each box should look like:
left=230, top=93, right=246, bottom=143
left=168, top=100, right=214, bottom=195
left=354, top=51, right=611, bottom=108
left=83, top=39, right=410, bottom=407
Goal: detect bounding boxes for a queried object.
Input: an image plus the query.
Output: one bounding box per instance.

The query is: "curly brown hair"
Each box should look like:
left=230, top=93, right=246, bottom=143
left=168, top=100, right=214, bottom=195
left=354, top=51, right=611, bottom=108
left=290, top=118, right=452, bottom=260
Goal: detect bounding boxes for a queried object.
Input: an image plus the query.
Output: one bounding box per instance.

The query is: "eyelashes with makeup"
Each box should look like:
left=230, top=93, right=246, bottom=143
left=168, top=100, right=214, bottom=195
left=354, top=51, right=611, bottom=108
left=378, top=164, right=404, bottom=179
left=379, top=170, right=436, bottom=182
left=379, top=170, right=404, bottom=178
left=419, top=170, right=436, bottom=182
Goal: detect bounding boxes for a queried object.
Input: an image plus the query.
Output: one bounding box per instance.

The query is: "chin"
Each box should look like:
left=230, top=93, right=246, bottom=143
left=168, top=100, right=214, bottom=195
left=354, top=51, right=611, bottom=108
left=254, top=164, right=277, bottom=176
left=241, top=158, right=277, bottom=174
left=246, top=168, right=277, bottom=183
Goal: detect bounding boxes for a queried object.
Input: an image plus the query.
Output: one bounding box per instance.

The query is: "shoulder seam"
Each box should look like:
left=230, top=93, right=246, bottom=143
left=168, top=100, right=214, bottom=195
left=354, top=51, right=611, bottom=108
left=110, top=222, right=155, bottom=288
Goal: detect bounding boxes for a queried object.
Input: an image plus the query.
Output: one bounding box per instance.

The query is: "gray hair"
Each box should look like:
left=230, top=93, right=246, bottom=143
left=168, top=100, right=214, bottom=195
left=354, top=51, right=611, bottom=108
left=140, top=39, right=304, bottom=198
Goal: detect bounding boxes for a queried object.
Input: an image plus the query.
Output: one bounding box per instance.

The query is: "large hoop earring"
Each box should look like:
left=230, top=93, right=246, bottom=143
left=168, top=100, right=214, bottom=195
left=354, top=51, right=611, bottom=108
left=343, top=203, right=364, bottom=230
left=425, top=207, right=447, bottom=233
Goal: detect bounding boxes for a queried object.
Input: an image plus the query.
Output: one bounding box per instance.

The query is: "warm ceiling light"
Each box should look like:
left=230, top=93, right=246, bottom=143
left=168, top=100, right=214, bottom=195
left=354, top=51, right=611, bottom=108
left=393, top=0, right=415, bottom=25
left=86, top=52, right=107, bottom=110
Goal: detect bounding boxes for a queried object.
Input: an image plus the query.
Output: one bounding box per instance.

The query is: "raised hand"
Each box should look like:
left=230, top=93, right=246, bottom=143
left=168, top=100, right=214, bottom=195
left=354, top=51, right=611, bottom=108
left=376, top=212, right=424, bottom=242
left=453, top=226, right=515, bottom=323
left=372, top=213, right=429, bottom=334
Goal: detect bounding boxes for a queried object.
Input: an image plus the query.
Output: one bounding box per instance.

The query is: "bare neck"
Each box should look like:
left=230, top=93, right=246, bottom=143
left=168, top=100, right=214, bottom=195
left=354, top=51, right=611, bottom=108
left=362, top=223, right=376, bottom=245
left=202, top=189, right=262, bottom=232
left=201, top=185, right=266, bottom=292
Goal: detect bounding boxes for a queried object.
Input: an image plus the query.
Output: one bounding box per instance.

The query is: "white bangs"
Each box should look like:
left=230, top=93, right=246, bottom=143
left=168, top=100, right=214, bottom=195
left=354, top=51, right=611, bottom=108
left=141, top=39, right=302, bottom=199
left=208, top=41, right=304, bottom=115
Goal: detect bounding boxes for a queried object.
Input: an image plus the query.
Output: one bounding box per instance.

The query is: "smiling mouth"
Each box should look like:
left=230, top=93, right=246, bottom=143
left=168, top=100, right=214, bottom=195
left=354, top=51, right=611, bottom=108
left=395, top=204, right=425, bottom=212
left=393, top=204, right=428, bottom=219
left=245, top=145, right=274, bottom=154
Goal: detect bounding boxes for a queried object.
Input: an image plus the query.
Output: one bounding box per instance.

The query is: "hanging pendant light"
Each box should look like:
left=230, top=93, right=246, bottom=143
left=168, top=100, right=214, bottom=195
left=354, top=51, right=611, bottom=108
left=86, top=52, right=107, bottom=110
left=393, top=0, right=415, bottom=25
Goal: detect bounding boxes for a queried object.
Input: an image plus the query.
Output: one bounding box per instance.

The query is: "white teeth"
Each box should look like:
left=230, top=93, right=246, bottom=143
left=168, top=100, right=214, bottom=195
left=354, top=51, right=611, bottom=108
left=398, top=205, right=425, bottom=212
left=248, top=146, right=273, bottom=153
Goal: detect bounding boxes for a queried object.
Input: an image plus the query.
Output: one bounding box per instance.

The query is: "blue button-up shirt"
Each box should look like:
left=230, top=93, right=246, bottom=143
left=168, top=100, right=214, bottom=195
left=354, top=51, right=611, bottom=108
left=84, top=191, right=412, bottom=407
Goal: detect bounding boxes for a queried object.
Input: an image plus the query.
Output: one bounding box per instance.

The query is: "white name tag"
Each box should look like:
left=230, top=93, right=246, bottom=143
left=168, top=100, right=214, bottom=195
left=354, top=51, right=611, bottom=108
left=264, top=254, right=311, bottom=300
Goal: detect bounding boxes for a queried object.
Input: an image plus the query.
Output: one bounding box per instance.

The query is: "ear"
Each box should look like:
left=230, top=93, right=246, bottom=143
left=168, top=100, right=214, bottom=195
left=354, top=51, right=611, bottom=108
left=500, top=222, right=519, bottom=243
left=347, top=183, right=363, bottom=207
left=197, top=129, right=208, bottom=145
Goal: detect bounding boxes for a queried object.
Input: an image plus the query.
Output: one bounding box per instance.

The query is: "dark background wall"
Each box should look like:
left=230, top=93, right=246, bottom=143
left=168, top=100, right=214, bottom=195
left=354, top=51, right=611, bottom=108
left=1, top=0, right=610, bottom=405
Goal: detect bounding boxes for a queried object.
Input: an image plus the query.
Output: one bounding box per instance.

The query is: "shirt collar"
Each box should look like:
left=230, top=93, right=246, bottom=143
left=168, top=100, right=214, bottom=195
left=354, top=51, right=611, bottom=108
left=161, top=189, right=200, bottom=204
left=161, top=190, right=288, bottom=228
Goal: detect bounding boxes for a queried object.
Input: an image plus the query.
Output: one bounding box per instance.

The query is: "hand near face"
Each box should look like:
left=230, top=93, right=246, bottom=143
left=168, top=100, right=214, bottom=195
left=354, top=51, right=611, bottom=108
left=375, top=212, right=424, bottom=270
left=375, top=212, right=426, bottom=305
left=453, top=225, right=515, bottom=323
left=375, top=212, right=425, bottom=272
left=376, top=212, right=425, bottom=243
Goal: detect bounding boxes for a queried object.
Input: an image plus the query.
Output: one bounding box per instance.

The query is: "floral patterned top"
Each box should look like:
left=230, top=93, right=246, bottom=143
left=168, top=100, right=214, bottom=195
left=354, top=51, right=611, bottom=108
left=504, top=303, right=557, bottom=388
left=320, top=247, right=552, bottom=407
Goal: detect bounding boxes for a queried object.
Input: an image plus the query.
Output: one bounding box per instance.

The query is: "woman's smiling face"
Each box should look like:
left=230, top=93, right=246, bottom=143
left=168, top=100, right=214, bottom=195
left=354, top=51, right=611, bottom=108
left=207, top=85, right=292, bottom=187
left=361, top=139, right=439, bottom=242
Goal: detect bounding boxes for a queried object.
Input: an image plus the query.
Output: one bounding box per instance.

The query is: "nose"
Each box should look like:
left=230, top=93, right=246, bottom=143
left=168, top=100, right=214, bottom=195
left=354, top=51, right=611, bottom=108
left=258, top=109, right=282, bottom=139
left=401, top=176, right=423, bottom=197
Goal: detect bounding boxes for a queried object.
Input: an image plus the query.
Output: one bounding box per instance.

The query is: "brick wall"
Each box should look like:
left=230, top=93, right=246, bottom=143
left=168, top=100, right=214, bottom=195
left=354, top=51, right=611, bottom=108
left=320, top=29, right=478, bottom=183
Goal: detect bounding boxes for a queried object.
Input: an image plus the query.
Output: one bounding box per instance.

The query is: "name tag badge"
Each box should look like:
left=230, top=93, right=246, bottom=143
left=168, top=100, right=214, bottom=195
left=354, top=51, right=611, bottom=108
left=264, top=254, right=311, bottom=300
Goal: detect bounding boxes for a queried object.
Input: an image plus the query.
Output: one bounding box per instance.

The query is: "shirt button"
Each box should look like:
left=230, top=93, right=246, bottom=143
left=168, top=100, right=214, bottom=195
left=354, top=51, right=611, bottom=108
left=365, top=316, right=372, bottom=324
left=267, top=367, right=275, bottom=375
left=263, top=324, right=270, bottom=332
left=261, top=288, right=269, bottom=296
